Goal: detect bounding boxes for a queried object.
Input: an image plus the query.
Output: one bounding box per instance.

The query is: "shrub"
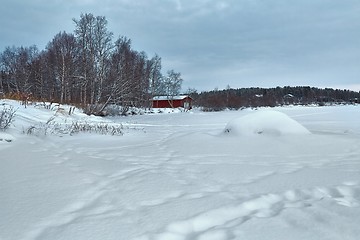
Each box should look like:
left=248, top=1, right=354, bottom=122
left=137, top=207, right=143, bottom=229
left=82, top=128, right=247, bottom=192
left=69, top=122, right=123, bottom=135
left=0, top=105, right=16, bottom=131
left=24, top=118, right=124, bottom=136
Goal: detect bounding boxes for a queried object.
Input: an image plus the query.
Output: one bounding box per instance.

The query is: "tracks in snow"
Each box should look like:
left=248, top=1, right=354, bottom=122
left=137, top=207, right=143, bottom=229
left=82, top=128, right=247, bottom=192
left=146, top=184, right=360, bottom=240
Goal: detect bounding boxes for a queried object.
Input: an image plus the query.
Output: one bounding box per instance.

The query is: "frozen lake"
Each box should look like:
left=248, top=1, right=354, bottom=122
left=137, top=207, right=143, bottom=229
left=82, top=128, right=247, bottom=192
left=1, top=102, right=360, bottom=240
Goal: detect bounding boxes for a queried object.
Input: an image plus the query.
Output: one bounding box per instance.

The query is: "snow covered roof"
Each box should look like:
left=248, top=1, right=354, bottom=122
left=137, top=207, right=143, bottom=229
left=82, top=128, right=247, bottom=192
left=151, top=95, right=192, bottom=101
left=284, top=93, right=295, bottom=98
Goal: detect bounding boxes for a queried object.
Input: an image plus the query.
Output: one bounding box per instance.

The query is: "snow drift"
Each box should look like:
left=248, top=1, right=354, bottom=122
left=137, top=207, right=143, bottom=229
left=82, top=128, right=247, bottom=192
left=224, top=110, right=311, bottom=136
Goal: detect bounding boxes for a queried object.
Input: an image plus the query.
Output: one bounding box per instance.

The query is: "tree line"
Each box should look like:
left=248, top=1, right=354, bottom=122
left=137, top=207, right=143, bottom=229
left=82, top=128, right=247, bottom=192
left=191, top=86, right=360, bottom=111
left=0, top=13, right=183, bottom=115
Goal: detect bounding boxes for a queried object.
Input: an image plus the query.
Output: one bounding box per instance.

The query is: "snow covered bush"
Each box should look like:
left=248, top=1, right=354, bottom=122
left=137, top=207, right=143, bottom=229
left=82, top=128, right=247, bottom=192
left=24, top=116, right=64, bottom=136
left=224, top=110, right=311, bottom=136
left=70, top=122, right=124, bottom=135
left=24, top=119, right=124, bottom=136
left=0, top=105, right=16, bottom=131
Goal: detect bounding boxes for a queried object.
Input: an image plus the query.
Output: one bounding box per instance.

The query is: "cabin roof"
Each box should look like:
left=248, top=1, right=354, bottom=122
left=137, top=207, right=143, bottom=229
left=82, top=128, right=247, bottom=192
left=151, top=95, right=192, bottom=101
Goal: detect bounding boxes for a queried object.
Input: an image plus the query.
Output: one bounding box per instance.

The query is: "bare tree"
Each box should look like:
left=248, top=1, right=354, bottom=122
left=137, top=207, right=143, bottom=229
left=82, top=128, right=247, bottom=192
left=164, top=70, right=183, bottom=98
left=0, top=46, right=38, bottom=94
left=73, top=13, right=113, bottom=114
left=106, top=37, right=139, bottom=110
left=46, top=31, right=77, bottom=103
left=73, top=13, right=96, bottom=107
left=30, top=52, right=47, bottom=101
left=149, top=54, right=163, bottom=98
left=153, top=70, right=183, bottom=108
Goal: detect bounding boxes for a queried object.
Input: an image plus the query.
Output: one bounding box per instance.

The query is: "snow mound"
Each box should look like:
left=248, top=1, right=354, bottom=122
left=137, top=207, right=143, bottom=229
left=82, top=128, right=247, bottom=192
left=224, top=110, right=311, bottom=136
left=0, top=132, right=15, bottom=142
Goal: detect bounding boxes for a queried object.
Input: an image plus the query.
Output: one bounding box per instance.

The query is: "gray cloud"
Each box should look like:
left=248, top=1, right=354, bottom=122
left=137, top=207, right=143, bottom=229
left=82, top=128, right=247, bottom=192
left=1, top=0, right=359, bottom=91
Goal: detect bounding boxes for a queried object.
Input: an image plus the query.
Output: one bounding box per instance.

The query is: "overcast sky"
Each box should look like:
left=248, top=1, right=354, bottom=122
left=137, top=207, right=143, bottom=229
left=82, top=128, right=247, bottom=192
left=1, top=0, right=360, bottom=91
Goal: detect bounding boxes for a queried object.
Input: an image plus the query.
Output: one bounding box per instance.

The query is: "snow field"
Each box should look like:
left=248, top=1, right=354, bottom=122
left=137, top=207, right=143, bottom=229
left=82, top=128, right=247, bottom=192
left=1, top=101, right=360, bottom=240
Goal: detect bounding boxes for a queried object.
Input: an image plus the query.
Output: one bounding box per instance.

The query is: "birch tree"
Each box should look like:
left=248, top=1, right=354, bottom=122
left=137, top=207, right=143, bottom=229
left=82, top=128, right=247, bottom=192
left=46, top=32, right=77, bottom=103
left=149, top=54, right=163, bottom=98
left=164, top=70, right=183, bottom=98
left=73, top=13, right=113, bottom=114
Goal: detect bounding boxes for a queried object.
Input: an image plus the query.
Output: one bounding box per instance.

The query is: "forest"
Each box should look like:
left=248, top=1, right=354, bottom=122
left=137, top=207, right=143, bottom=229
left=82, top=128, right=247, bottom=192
left=0, top=13, right=182, bottom=115
left=191, top=86, right=360, bottom=111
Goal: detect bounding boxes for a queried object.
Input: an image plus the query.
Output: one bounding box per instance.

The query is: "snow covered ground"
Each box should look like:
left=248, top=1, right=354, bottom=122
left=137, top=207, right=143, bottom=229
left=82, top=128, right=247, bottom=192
left=1, top=100, right=360, bottom=240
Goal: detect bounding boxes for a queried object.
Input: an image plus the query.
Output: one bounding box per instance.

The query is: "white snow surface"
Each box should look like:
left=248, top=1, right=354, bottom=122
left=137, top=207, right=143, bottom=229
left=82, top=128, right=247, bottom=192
left=1, top=100, right=360, bottom=240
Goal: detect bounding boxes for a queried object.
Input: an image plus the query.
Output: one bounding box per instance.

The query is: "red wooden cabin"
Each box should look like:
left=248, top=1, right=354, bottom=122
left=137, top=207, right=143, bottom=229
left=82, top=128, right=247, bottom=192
left=150, top=95, right=193, bottom=110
